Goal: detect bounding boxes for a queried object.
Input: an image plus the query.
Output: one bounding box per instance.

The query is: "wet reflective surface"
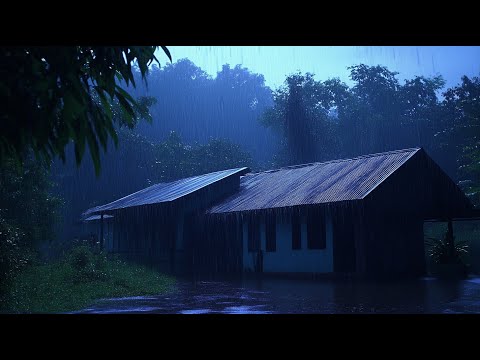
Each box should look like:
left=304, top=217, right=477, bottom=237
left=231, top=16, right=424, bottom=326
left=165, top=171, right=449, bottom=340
left=75, top=276, right=480, bottom=314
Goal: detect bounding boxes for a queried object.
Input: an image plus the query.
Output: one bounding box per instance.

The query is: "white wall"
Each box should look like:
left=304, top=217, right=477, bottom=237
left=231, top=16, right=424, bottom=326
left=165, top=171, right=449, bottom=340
left=243, top=212, right=334, bottom=273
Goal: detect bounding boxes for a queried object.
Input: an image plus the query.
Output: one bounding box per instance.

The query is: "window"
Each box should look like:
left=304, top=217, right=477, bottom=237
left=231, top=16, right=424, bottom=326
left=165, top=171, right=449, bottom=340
left=248, top=220, right=260, bottom=252
left=266, top=215, right=276, bottom=252
left=307, top=213, right=326, bottom=249
left=292, top=215, right=301, bottom=250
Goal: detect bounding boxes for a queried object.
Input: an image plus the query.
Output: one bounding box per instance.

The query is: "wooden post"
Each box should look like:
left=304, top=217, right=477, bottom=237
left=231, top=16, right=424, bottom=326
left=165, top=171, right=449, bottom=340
left=100, top=213, right=104, bottom=252
left=447, top=218, right=454, bottom=261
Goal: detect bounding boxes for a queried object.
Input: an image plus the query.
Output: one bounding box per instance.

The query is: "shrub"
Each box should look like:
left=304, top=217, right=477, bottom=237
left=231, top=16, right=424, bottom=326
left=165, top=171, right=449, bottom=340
left=425, top=231, right=469, bottom=265
left=66, top=245, right=108, bottom=283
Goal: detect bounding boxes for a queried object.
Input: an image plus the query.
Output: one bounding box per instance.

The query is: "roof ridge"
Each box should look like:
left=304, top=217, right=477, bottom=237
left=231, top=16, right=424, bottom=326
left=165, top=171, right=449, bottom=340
left=249, top=148, right=421, bottom=175
left=143, top=166, right=249, bottom=188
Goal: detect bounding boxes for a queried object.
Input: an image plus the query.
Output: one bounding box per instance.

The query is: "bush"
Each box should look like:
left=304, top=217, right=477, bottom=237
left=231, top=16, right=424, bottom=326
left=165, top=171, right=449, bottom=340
left=66, top=245, right=108, bottom=283
left=425, top=231, right=469, bottom=265
left=68, top=245, right=94, bottom=271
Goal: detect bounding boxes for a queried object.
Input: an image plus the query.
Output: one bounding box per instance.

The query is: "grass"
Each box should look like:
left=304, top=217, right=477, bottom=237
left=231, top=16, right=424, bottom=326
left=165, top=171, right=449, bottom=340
left=2, top=246, right=175, bottom=313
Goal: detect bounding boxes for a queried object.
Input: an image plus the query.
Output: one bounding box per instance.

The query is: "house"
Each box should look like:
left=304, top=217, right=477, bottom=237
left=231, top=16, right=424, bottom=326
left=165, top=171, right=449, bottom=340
left=82, top=148, right=475, bottom=278
left=82, top=167, right=250, bottom=273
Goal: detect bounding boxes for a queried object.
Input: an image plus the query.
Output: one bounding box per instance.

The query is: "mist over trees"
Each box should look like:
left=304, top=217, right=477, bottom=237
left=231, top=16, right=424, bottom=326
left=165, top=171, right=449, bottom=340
left=261, top=73, right=340, bottom=165
left=48, top=60, right=480, bottom=245
left=51, top=128, right=253, bottom=242
left=260, top=65, right=480, bottom=205
left=262, top=65, right=447, bottom=163
left=2, top=53, right=479, bottom=268
left=50, top=59, right=267, bottom=242
left=127, top=59, right=276, bottom=165
left=2, top=45, right=480, bottom=313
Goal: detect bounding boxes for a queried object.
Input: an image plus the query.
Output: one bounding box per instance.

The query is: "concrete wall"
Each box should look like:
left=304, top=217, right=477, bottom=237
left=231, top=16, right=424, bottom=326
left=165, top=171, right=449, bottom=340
left=243, top=212, right=334, bottom=273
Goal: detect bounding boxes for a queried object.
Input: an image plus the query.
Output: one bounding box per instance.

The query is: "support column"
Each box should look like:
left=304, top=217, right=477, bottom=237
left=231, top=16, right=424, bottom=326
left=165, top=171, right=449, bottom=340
left=447, top=218, right=454, bottom=260
left=100, top=213, right=104, bottom=252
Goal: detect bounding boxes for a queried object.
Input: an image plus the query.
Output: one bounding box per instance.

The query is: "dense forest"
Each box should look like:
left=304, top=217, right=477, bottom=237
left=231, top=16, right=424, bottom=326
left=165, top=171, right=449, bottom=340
left=127, top=59, right=276, bottom=164
left=1, top=53, right=479, bottom=292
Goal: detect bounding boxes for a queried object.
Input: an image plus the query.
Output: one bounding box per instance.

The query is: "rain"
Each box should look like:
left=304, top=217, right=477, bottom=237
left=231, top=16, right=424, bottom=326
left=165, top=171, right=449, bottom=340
left=1, top=46, right=480, bottom=314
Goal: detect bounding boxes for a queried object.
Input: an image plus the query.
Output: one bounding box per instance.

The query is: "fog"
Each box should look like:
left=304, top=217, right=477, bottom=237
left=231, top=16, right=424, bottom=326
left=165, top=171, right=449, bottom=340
left=2, top=46, right=480, bottom=314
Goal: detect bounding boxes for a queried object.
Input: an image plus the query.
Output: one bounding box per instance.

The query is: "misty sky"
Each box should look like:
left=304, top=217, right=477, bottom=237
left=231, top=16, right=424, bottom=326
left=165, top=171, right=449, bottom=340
left=156, top=46, right=480, bottom=89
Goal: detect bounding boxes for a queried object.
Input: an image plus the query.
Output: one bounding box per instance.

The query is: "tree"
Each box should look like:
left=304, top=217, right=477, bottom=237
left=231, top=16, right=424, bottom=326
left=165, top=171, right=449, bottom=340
left=400, top=75, right=446, bottom=146
left=440, top=75, right=480, bottom=205
left=285, top=74, right=317, bottom=164
left=0, top=155, right=63, bottom=294
left=51, top=128, right=254, bottom=242
left=127, top=59, right=275, bottom=166
left=260, top=65, right=454, bottom=173
left=51, top=115, right=160, bottom=243
left=0, top=156, right=62, bottom=245
left=260, top=72, right=339, bottom=166
left=152, top=131, right=254, bottom=182
left=0, top=46, right=171, bottom=175
left=345, top=64, right=403, bottom=153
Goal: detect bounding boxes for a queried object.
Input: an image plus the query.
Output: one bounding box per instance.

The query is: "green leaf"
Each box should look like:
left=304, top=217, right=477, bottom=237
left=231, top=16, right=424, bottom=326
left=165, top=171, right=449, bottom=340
left=1, top=46, right=161, bottom=174
left=95, top=87, right=113, bottom=120
left=161, top=46, right=172, bottom=63
left=115, top=90, right=135, bottom=120
left=114, top=85, right=135, bottom=104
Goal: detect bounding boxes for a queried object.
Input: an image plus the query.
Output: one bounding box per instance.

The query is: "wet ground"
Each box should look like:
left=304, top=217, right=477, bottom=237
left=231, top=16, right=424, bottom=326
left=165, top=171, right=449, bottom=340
left=75, top=276, right=480, bottom=314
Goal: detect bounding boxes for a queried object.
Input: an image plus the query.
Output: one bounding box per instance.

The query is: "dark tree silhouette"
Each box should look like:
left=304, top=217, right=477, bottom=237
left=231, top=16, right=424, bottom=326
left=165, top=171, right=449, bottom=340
left=0, top=46, right=171, bottom=174
left=285, top=75, right=316, bottom=164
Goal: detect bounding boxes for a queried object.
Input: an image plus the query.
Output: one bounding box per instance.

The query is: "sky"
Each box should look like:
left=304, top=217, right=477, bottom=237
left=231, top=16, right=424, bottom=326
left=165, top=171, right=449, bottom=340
left=155, top=46, right=480, bottom=89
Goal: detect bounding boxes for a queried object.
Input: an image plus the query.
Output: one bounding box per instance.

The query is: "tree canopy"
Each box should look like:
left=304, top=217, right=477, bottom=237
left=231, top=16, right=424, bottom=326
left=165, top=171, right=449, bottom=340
left=0, top=46, right=171, bottom=174
left=440, top=75, right=480, bottom=200
left=260, top=64, right=480, bottom=205
left=128, top=59, right=275, bottom=165
left=261, top=65, right=448, bottom=163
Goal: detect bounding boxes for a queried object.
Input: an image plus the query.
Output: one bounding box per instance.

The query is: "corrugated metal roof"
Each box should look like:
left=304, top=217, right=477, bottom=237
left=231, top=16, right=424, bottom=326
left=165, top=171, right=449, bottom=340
left=83, top=167, right=249, bottom=217
left=207, top=148, right=421, bottom=214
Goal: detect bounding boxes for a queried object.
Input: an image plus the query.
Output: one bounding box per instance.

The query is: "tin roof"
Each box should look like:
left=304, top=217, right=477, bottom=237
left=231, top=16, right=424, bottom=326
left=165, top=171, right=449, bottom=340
left=83, top=167, right=249, bottom=217
left=207, top=148, right=421, bottom=214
